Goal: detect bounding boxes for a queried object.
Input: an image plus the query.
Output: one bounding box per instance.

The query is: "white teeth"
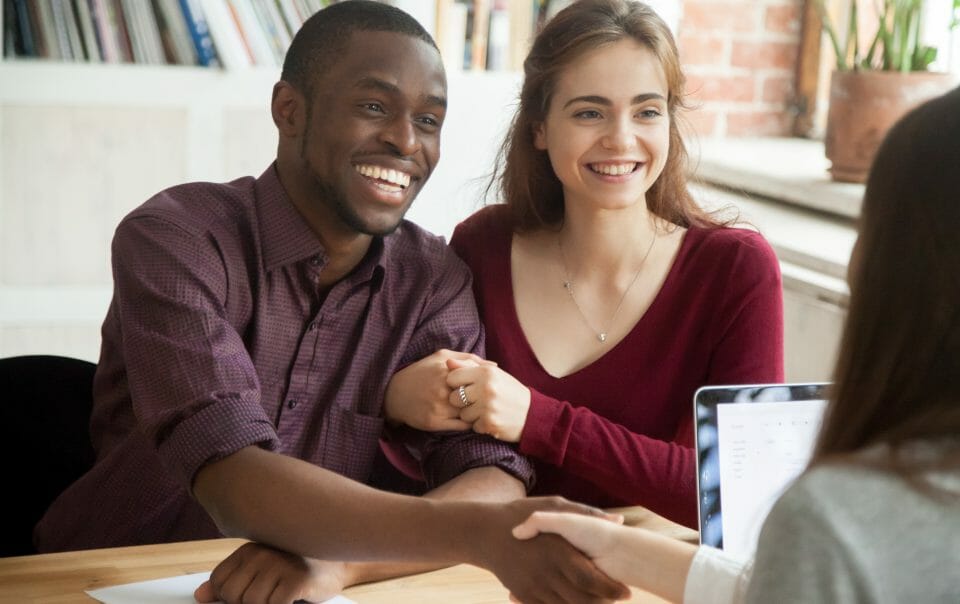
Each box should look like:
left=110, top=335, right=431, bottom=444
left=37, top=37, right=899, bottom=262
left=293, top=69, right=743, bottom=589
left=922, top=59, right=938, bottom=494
left=592, top=163, right=637, bottom=176
left=355, top=164, right=411, bottom=188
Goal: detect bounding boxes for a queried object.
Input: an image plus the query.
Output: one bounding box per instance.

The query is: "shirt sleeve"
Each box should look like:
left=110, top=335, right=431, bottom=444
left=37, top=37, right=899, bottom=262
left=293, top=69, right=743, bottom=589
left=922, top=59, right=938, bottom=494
left=112, top=214, right=279, bottom=489
left=744, top=480, right=874, bottom=603
left=395, top=245, right=535, bottom=490
left=684, top=546, right=751, bottom=604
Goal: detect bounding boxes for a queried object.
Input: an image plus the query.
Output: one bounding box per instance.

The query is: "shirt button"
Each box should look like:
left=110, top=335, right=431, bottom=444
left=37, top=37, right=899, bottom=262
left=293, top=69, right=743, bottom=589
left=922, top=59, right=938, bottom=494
left=287, top=399, right=298, bottom=409
left=307, top=322, right=318, bottom=331
left=310, top=255, right=323, bottom=267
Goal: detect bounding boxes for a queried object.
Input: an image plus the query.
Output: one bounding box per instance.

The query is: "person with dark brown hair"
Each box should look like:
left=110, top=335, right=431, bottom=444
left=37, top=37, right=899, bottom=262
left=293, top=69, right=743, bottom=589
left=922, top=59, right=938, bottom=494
left=385, top=0, right=783, bottom=529
left=512, top=84, right=960, bottom=603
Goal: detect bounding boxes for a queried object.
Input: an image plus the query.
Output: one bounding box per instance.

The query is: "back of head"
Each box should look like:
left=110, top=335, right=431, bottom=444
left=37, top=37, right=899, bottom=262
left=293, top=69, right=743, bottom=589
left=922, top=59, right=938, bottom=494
left=817, top=86, right=960, bottom=464
left=281, top=1, right=438, bottom=100
left=498, top=0, right=705, bottom=230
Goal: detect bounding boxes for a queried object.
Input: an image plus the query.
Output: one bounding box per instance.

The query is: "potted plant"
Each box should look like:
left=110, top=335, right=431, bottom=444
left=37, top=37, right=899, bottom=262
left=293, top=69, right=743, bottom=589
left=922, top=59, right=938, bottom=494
left=817, top=0, right=959, bottom=183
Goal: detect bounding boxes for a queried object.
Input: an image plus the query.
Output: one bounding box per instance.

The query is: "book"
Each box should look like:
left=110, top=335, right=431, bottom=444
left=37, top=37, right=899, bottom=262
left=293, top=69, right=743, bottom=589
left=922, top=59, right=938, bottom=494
left=469, top=0, right=490, bottom=70
left=275, top=0, right=302, bottom=36
left=251, top=0, right=289, bottom=65
left=110, top=0, right=136, bottom=62
left=118, top=0, right=146, bottom=62
left=11, top=0, right=38, bottom=56
left=89, top=0, right=121, bottom=62
left=485, top=0, right=508, bottom=70
left=199, top=0, right=251, bottom=69
left=39, top=0, right=65, bottom=59
left=178, top=0, right=218, bottom=66
left=435, top=0, right=467, bottom=72
left=139, top=0, right=168, bottom=63
left=122, top=0, right=166, bottom=64
left=507, top=0, right=534, bottom=70
left=153, top=0, right=197, bottom=65
left=228, top=0, right=275, bottom=66
left=73, top=0, right=103, bottom=62
left=60, top=0, right=87, bottom=60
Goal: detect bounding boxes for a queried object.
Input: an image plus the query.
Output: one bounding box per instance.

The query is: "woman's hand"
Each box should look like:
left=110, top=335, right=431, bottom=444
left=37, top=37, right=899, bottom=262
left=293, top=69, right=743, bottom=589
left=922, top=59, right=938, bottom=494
left=384, top=349, right=491, bottom=432
left=445, top=358, right=532, bottom=442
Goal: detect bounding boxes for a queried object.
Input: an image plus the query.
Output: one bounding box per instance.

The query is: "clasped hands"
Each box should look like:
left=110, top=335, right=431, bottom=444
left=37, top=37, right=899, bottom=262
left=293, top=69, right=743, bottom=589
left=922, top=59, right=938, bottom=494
left=384, top=349, right=532, bottom=442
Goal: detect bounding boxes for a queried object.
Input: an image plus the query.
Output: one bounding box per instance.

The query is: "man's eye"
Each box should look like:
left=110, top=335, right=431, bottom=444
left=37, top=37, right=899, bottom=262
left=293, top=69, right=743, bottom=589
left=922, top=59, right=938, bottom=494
left=362, top=103, right=385, bottom=113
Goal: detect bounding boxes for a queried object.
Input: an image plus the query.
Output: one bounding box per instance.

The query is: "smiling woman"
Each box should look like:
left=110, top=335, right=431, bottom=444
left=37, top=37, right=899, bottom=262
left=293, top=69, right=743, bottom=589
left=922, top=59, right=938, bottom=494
left=382, top=0, right=785, bottom=529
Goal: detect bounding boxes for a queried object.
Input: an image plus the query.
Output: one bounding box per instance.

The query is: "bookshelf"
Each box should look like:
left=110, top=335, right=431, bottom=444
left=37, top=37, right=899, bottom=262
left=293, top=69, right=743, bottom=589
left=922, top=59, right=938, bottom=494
left=3, top=1, right=544, bottom=72
left=0, top=48, right=524, bottom=364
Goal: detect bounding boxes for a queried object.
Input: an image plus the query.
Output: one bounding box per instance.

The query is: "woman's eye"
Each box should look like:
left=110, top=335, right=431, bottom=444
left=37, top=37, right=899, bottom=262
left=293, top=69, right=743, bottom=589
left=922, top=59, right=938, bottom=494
left=639, top=109, right=663, bottom=119
left=574, top=110, right=601, bottom=120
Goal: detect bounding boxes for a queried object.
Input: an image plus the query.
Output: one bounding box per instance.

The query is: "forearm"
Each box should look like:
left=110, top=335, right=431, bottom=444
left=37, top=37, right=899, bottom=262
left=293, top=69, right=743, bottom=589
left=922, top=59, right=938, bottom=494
left=613, top=528, right=698, bottom=602
left=343, top=466, right=525, bottom=585
left=194, top=446, right=483, bottom=564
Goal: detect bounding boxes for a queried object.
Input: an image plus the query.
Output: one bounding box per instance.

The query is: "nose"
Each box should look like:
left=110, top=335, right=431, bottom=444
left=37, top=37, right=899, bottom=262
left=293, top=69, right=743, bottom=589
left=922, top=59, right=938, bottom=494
left=380, top=115, right=420, bottom=158
left=600, top=116, right=634, bottom=152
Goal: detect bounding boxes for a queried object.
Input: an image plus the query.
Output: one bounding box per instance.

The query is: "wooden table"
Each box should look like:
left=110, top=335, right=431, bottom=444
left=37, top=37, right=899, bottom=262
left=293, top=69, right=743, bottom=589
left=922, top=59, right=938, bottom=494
left=0, top=507, right=697, bottom=604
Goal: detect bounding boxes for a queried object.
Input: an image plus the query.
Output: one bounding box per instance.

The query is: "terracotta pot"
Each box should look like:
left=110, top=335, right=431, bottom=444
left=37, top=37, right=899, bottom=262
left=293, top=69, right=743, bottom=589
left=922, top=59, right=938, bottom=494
left=824, top=70, right=957, bottom=183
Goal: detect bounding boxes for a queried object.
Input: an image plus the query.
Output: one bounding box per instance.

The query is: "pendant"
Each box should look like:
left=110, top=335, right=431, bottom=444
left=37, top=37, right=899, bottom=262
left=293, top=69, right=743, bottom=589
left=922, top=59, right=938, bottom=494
left=598, top=333, right=607, bottom=343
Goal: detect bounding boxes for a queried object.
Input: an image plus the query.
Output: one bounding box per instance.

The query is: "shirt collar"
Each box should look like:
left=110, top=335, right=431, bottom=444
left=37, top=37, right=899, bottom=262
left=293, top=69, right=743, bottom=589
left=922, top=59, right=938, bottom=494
left=254, top=163, right=391, bottom=287
left=255, top=163, right=327, bottom=272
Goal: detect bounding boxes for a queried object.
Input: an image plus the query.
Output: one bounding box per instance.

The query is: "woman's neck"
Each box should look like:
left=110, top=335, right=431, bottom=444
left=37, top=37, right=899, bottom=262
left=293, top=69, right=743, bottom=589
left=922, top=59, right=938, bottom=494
left=557, top=204, right=662, bottom=280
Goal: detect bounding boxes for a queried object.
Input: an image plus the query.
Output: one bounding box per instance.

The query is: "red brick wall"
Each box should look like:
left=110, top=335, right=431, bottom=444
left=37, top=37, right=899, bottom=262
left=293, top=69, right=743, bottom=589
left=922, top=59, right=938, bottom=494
left=677, top=0, right=804, bottom=138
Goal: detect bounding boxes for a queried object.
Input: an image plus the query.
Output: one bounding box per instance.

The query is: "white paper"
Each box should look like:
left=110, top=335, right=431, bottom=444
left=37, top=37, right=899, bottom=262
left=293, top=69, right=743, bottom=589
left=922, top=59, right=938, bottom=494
left=86, top=571, right=356, bottom=604
left=716, top=399, right=826, bottom=559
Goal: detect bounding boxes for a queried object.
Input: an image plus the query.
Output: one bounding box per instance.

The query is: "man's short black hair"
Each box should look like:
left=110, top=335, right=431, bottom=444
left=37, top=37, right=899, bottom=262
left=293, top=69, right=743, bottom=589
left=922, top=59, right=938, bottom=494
left=281, top=1, right=439, bottom=100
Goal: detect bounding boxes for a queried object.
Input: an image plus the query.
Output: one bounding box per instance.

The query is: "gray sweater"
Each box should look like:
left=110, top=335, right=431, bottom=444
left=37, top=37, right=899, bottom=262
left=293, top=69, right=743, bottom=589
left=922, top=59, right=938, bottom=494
left=685, top=444, right=960, bottom=603
left=746, top=447, right=960, bottom=603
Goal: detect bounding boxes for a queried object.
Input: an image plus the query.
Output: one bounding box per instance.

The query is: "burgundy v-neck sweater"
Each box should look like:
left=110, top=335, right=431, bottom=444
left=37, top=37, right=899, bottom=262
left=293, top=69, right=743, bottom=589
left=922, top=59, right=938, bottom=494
left=450, top=205, right=784, bottom=528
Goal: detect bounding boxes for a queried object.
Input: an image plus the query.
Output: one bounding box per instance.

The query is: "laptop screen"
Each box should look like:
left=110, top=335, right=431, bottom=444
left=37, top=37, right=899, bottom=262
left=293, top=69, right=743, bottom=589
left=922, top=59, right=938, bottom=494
left=694, top=383, right=829, bottom=560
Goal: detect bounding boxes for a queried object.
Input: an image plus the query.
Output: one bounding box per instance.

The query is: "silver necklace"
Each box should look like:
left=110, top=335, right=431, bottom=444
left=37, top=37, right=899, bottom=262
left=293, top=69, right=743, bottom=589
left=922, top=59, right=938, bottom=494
left=558, top=231, right=657, bottom=343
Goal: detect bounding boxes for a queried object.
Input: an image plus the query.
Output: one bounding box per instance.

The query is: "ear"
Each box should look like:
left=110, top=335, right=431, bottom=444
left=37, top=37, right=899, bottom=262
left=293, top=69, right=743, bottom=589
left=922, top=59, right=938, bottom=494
left=532, top=122, right=547, bottom=150
left=271, top=81, right=303, bottom=138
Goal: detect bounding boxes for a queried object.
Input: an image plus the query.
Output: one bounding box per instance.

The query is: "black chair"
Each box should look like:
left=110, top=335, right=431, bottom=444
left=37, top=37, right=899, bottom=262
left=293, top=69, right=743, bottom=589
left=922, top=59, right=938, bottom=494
left=0, top=355, right=97, bottom=557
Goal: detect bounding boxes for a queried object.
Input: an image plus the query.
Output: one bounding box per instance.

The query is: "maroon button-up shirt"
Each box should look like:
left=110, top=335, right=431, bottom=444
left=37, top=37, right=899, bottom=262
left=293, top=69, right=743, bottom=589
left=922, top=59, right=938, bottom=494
left=35, top=165, right=533, bottom=552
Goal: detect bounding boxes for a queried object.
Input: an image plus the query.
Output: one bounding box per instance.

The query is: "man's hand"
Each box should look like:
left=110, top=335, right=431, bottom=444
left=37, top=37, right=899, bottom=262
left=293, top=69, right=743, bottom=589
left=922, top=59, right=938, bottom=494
left=194, top=542, right=350, bottom=604
left=474, top=497, right=631, bottom=604
left=384, top=349, right=491, bottom=431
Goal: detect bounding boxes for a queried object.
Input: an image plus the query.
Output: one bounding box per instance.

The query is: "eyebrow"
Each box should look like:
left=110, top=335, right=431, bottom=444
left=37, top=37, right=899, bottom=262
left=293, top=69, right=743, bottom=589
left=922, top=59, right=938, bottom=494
left=562, top=93, right=666, bottom=109
left=355, top=76, right=447, bottom=109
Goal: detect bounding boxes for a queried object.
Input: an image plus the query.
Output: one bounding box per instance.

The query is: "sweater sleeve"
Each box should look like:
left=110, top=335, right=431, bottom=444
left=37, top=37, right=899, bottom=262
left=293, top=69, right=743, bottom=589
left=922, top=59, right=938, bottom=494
left=520, top=387, right=699, bottom=526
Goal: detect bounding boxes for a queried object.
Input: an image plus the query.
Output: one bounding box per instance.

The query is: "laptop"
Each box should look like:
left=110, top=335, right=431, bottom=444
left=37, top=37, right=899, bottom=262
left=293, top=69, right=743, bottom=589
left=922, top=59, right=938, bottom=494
left=694, top=383, right=829, bottom=560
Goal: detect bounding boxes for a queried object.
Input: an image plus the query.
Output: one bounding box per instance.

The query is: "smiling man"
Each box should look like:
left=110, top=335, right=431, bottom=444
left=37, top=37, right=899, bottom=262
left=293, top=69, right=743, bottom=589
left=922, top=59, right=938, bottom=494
left=32, top=3, right=628, bottom=604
